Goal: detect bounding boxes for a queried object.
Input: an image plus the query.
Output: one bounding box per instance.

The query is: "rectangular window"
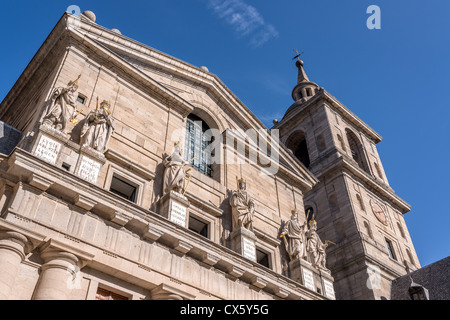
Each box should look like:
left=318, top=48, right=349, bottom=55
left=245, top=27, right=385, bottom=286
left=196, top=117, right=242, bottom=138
left=385, top=238, right=397, bottom=261
left=188, top=215, right=209, bottom=239
left=256, top=249, right=271, bottom=269
left=77, top=95, right=86, bottom=105
left=109, top=175, right=138, bottom=203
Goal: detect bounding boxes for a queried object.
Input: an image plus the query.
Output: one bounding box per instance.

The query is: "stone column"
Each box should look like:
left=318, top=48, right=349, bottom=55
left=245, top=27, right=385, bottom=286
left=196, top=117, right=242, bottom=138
left=0, top=231, right=30, bottom=300
left=32, top=240, right=93, bottom=300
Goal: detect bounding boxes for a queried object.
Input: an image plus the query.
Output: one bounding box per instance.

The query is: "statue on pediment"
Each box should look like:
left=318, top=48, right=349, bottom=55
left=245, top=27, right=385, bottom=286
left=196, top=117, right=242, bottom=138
left=281, top=210, right=308, bottom=261
left=163, top=141, right=191, bottom=196
left=80, top=98, right=115, bottom=153
left=41, top=75, right=82, bottom=132
left=229, top=177, right=255, bottom=232
left=306, top=219, right=335, bottom=271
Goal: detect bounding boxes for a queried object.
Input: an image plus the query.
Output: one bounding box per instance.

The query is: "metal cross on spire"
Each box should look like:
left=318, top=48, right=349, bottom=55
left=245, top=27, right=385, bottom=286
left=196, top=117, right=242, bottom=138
left=292, top=49, right=304, bottom=62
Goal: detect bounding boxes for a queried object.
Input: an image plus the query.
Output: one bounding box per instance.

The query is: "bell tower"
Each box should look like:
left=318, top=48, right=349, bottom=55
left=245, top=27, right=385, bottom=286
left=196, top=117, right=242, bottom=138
left=273, top=60, right=421, bottom=300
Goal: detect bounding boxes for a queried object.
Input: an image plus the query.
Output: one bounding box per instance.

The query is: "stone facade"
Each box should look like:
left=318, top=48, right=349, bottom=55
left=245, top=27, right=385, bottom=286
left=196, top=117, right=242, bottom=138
left=0, top=11, right=419, bottom=300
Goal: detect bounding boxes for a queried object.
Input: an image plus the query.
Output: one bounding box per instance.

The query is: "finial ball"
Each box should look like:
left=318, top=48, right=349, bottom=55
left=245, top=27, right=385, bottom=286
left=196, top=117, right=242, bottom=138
left=81, top=10, right=96, bottom=22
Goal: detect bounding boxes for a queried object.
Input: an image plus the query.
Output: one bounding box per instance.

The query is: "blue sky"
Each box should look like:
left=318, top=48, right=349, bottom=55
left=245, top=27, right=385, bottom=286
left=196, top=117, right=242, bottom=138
left=1, top=0, right=449, bottom=268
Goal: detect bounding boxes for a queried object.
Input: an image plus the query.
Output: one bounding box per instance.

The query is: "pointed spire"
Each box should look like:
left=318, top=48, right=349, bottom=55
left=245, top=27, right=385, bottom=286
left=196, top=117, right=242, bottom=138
left=291, top=59, right=319, bottom=103
left=296, top=60, right=310, bottom=83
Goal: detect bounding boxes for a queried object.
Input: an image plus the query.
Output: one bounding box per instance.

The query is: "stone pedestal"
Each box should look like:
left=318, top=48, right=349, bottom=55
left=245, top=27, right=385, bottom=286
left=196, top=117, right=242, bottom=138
left=231, top=227, right=257, bottom=262
left=289, top=258, right=336, bottom=300
left=74, top=146, right=106, bottom=185
left=160, top=191, right=190, bottom=228
left=0, top=231, right=30, bottom=300
left=30, top=125, right=105, bottom=185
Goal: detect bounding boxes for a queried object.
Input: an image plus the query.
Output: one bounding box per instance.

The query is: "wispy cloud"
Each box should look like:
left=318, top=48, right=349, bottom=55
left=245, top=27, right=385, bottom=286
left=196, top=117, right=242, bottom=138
left=207, top=0, right=279, bottom=47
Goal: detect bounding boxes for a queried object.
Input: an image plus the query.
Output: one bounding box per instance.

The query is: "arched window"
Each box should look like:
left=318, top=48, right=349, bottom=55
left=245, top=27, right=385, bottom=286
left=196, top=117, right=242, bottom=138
left=356, top=194, right=366, bottom=211
left=286, top=131, right=311, bottom=168
left=337, top=134, right=346, bottom=151
left=184, top=114, right=213, bottom=177
left=316, top=134, right=326, bottom=153
left=305, top=206, right=315, bottom=225
left=364, top=221, right=373, bottom=239
left=346, top=129, right=370, bottom=174
left=329, top=194, right=339, bottom=212
left=397, top=222, right=406, bottom=239
left=374, top=162, right=384, bottom=180
left=406, top=249, right=415, bottom=265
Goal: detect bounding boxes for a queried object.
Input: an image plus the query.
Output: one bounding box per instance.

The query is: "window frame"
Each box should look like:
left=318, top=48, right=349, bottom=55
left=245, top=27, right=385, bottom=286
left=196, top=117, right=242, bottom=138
left=188, top=214, right=210, bottom=239
left=104, top=164, right=146, bottom=206
left=184, top=114, right=213, bottom=178
left=385, top=238, right=398, bottom=261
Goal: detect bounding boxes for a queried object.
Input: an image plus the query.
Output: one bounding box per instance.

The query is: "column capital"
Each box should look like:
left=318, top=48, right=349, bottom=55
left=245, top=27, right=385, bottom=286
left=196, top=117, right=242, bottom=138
left=39, top=239, right=95, bottom=270
left=150, top=284, right=195, bottom=301
left=0, top=219, right=45, bottom=254
left=0, top=230, right=32, bottom=260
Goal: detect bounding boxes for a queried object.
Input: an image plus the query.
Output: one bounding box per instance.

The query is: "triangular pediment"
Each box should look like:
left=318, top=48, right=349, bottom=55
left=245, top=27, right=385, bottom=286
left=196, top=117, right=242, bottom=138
left=0, top=12, right=318, bottom=192
left=60, top=14, right=316, bottom=188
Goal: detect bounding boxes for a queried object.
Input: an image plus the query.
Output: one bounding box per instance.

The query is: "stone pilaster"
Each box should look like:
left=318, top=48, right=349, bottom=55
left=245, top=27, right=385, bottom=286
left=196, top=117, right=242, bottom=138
left=0, top=231, right=30, bottom=300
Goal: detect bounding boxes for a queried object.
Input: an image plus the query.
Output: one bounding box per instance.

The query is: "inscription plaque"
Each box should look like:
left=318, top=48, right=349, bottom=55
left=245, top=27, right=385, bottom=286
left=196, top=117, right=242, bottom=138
left=34, top=135, right=61, bottom=165
left=242, top=237, right=256, bottom=262
left=323, top=279, right=336, bottom=300
left=77, top=156, right=101, bottom=184
left=302, top=268, right=316, bottom=292
left=170, top=200, right=187, bottom=227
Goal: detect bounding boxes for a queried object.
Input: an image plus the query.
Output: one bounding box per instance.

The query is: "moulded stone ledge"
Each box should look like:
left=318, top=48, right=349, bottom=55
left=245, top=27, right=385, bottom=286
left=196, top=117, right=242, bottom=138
left=28, top=173, right=54, bottom=192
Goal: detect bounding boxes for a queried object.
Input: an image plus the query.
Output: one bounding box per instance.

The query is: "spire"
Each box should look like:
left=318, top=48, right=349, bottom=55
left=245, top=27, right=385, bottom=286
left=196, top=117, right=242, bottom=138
left=291, top=59, right=319, bottom=103
left=296, top=60, right=310, bottom=83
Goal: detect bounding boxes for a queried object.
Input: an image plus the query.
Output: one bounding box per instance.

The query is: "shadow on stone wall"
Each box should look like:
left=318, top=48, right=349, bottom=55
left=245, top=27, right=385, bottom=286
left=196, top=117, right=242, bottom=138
left=0, top=122, right=22, bottom=155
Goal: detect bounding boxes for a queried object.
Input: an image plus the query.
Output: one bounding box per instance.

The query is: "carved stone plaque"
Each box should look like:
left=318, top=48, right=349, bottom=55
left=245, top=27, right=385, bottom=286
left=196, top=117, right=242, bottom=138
left=302, top=268, right=316, bottom=292
left=77, top=155, right=101, bottom=184
left=323, top=279, right=336, bottom=300
left=242, top=236, right=257, bottom=262
left=170, top=200, right=188, bottom=227
left=34, top=135, right=61, bottom=165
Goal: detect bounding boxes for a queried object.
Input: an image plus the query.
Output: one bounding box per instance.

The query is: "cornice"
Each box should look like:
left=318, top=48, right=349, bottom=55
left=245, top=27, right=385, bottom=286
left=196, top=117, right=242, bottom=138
left=312, top=154, right=411, bottom=214
left=274, top=89, right=383, bottom=144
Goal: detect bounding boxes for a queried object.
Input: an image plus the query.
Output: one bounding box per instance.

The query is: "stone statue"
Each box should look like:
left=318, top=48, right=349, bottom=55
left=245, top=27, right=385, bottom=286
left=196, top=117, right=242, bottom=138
left=306, top=219, right=331, bottom=271
left=280, top=210, right=308, bottom=261
left=229, top=178, right=255, bottom=232
left=80, top=99, right=115, bottom=153
left=163, top=142, right=191, bottom=195
left=41, top=75, right=81, bottom=132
